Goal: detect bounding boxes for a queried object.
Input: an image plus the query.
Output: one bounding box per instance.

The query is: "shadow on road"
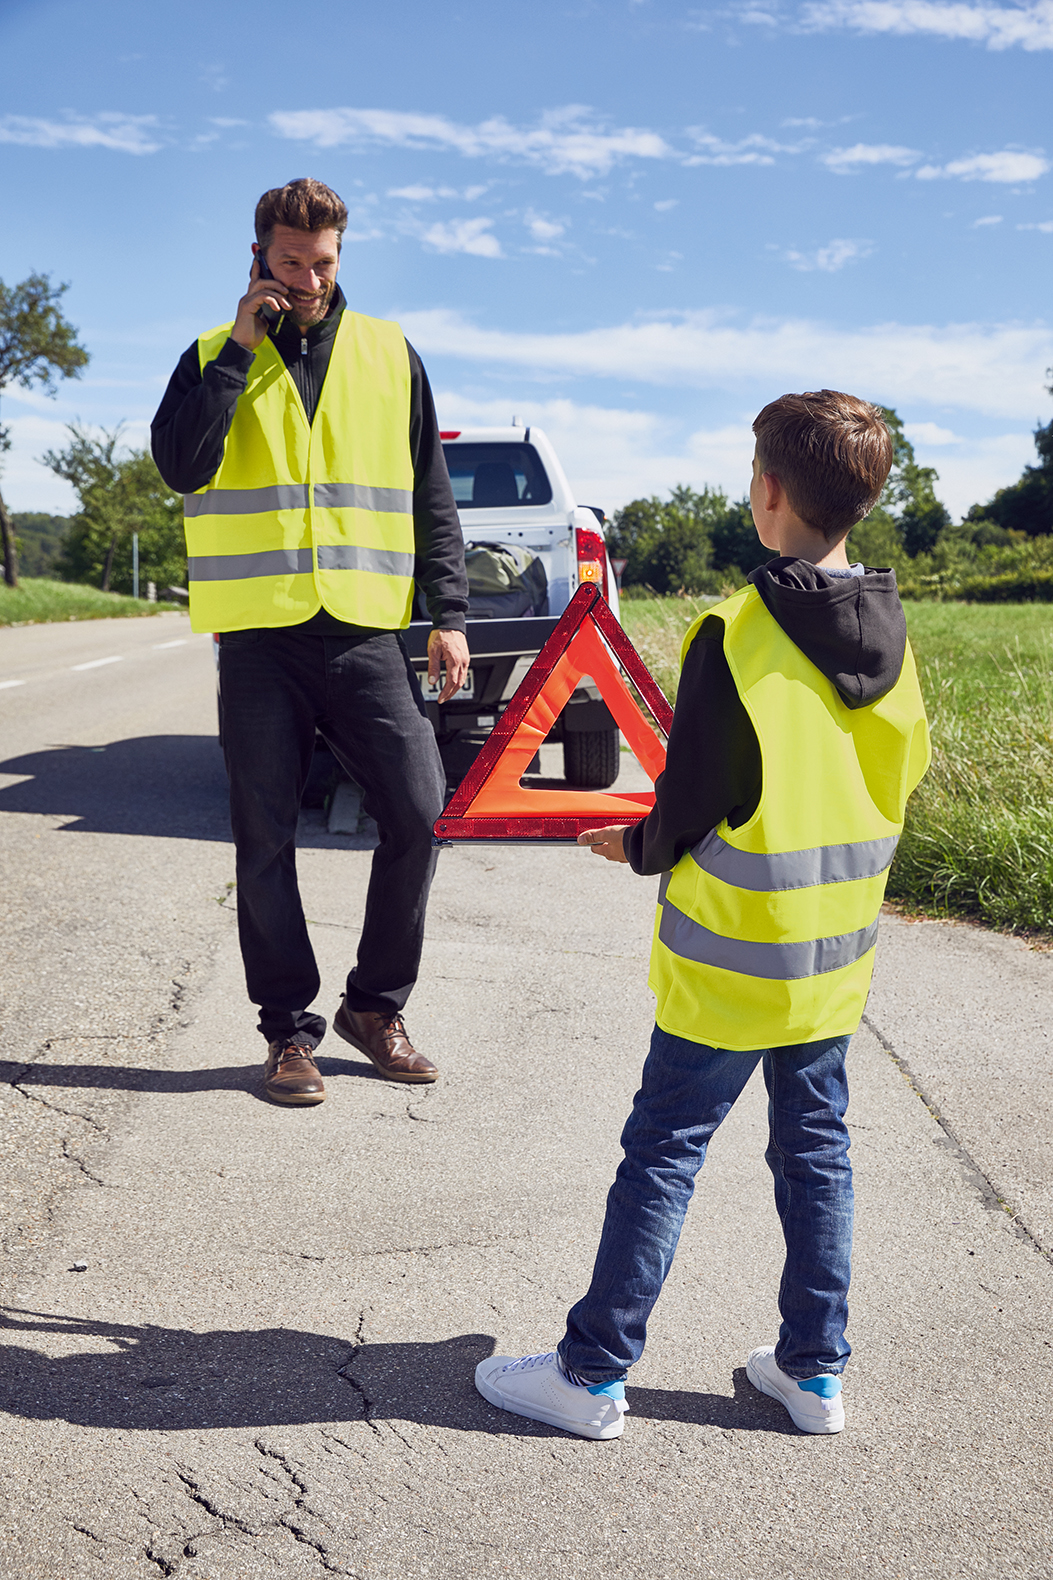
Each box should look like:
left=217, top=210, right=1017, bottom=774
left=0, top=1051, right=394, bottom=1105
left=0, top=737, right=230, bottom=841
left=0, top=737, right=359, bottom=848
left=0, top=1309, right=793, bottom=1436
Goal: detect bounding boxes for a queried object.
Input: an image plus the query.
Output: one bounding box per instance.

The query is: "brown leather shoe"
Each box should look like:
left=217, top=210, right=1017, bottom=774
left=332, top=999, right=438, bottom=1083
left=263, top=1041, right=326, bottom=1105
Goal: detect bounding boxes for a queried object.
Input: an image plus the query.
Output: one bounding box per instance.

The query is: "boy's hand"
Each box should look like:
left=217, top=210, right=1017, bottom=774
left=577, top=826, right=629, bottom=863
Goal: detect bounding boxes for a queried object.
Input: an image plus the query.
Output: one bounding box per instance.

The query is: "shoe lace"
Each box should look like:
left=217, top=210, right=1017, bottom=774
left=500, top=1352, right=556, bottom=1375
left=278, top=1043, right=315, bottom=1064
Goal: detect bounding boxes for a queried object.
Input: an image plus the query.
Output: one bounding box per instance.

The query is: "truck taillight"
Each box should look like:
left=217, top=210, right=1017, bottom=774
left=576, top=525, right=609, bottom=600
left=439, top=430, right=461, bottom=440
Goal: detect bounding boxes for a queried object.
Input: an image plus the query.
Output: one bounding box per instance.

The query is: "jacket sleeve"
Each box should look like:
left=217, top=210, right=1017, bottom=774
left=151, top=337, right=255, bottom=495
left=624, top=616, right=761, bottom=876
left=407, top=342, right=469, bottom=634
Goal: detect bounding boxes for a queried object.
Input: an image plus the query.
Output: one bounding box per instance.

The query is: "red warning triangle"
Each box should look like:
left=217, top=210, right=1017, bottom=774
left=434, top=584, right=674, bottom=843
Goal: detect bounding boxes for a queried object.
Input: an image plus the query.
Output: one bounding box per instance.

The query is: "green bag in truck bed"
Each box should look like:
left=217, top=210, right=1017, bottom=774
left=464, top=540, right=549, bottom=619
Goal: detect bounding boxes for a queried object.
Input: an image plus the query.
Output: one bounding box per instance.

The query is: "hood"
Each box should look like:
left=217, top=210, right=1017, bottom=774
left=746, top=558, right=907, bottom=709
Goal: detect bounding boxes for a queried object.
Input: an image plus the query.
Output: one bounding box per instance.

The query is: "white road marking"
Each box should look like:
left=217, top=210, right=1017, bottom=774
left=153, top=640, right=187, bottom=650
left=0, top=679, right=26, bottom=689
left=71, top=656, right=124, bottom=672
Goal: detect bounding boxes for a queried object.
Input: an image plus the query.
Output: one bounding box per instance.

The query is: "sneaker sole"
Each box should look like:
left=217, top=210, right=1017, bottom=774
left=745, top=1355, right=845, bottom=1435
left=475, top=1368, right=624, bottom=1441
left=333, top=1019, right=439, bottom=1083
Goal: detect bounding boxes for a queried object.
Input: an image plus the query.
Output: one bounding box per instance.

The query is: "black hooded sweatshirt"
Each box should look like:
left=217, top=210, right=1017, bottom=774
left=624, top=558, right=909, bottom=876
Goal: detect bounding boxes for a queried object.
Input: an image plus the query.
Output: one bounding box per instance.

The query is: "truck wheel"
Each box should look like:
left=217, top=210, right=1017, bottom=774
left=563, top=728, right=620, bottom=789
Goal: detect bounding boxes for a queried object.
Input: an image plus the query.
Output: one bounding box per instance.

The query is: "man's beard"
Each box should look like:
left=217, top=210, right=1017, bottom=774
left=287, top=280, right=335, bottom=328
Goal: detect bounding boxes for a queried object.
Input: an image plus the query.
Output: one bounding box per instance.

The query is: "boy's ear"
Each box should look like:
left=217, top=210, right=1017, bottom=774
left=761, top=471, right=781, bottom=514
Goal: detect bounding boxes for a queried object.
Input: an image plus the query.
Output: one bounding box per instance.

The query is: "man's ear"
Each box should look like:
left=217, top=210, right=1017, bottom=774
left=761, top=471, right=781, bottom=514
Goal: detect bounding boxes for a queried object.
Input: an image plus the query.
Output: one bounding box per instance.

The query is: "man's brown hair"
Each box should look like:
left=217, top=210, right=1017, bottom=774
left=752, top=390, right=892, bottom=541
left=254, top=178, right=348, bottom=251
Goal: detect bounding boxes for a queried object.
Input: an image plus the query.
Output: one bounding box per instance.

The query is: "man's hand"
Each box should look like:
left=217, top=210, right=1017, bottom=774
left=577, top=826, right=630, bottom=863
left=231, top=255, right=292, bottom=352
left=427, top=629, right=470, bottom=704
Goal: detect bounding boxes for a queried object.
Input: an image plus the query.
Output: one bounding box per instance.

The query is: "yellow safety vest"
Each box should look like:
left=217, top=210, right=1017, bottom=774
left=183, top=311, right=415, bottom=633
left=649, top=583, right=930, bottom=1051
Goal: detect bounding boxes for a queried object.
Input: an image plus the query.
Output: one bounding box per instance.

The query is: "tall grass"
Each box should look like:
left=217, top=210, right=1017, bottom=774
left=621, top=596, right=1053, bottom=935
left=0, top=577, right=181, bottom=627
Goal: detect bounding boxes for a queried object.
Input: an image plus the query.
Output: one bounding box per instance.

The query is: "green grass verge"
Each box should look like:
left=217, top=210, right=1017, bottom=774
left=0, top=577, right=182, bottom=627
left=621, top=596, right=1053, bottom=935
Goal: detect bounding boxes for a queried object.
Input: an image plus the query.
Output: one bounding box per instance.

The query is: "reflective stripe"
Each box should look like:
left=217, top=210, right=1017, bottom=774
left=313, top=483, right=413, bottom=514
left=691, top=829, right=900, bottom=893
left=657, top=877, right=879, bottom=981
left=188, top=548, right=314, bottom=582
left=316, top=544, right=415, bottom=577
left=184, top=484, right=309, bottom=517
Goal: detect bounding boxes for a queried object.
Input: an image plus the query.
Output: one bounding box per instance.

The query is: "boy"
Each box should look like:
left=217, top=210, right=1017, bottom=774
left=475, top=391, right=930, bottom=1438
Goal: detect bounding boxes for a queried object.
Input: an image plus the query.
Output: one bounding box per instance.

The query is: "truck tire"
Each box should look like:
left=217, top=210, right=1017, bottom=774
left=564, top=727, right=620, bottom=789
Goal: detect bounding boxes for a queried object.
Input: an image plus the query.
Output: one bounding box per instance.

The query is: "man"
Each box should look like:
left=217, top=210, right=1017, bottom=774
left=152, top=177, right=469, bottom=1106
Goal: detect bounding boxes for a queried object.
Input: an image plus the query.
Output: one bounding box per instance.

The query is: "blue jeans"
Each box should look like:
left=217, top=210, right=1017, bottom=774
left=558, top=1024, right=853, bottom=1383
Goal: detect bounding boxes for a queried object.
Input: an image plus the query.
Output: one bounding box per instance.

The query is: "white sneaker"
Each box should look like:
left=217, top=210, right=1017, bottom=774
left=475, top=1351, right=628, bottom=1441
left=746, top=1346, right=845, bottom=1434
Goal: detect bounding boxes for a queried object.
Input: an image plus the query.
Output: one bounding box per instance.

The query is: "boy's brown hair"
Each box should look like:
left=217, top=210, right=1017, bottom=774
left=752, top=390, right=892, bottom=541
left=255, top=178, right=348, bottom=251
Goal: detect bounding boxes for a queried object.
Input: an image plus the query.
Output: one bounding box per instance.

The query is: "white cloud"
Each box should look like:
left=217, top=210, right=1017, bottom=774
left=822, top=142, right=920, bottom=172
left=389, top=184, right=459, bottom=201
left=433, top=392, right=757, bottom=512
left=800, top=0, right=1053, bottom=51
left=780, top=237, right=874, bottom=271
left=904, top=421, right=962, bottom=443
left=1018, top=219, right=1053, bottom=231
left=906, top=429, right=1039, bottom=516
left=269, top=105, right=674, bottom=178
left=654, top=198, right=680, bottom=211
left=0, top=113, right=163, bottom=154
left=685, top=130, right=801, bottom=166
left=400, top=307, right=1053, bottom=419
left=525, top=212, right=565, bottom=243
left=0, top=413, right=149, bottom=512
left=432, top=395, right=1039, bottom=518
left=972, top=214, right=1003, bottom=225
left=388, top=183, right=487, bottom=201
left=420, top=217, right=503, bottom=258
left=915, top=150, right=1049, bottom=182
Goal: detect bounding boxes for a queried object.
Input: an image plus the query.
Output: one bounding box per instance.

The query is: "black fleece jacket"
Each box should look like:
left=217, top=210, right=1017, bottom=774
left=624, top=559, right=908, bottom=876
left=150, top=286, right=469, bottom=635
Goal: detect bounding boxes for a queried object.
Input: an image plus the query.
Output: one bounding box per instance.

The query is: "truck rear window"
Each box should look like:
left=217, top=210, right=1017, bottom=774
left=442, top=443, right=554, bottom=509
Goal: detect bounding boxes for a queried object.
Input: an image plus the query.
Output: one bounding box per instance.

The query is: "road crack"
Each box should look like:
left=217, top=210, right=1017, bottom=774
left=862, top=1011, right=1052, bottom=1263
left=336, top=1310, right=381, bottom=1436
left=253, top=1441, right=356, bottom=1575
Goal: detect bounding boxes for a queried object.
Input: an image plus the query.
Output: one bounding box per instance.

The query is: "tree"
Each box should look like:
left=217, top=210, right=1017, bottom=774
left=963, top=370, right=1053, bottom=539
left=43, top=425, right=186, bottom=594
left=0, top=274, right=89, bottom=587
left=848, top=407, right=951, bottom=562
left=875, top=407, right=951, bottom=557
left=609, top=484, right=766, bottom=593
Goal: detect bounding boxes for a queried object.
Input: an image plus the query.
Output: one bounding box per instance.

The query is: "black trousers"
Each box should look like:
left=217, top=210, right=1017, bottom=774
left=218, top=628, right=446, bottom=1048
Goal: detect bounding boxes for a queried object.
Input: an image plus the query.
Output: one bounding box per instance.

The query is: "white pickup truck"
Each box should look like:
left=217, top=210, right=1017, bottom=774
left=401, top=423, right=622, bottom=789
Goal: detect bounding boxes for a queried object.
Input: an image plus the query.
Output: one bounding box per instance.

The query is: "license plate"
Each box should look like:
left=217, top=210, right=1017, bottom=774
left=423, top=666, right=475, bottom=701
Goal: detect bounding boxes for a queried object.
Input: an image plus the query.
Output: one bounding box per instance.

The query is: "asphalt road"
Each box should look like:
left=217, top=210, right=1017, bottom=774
left=0, top=614, right=1050, bottom=1580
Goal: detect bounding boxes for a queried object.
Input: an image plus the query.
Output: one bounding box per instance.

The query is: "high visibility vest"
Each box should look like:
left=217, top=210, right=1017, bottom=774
left=649, top=583, right=930, bottom=1052
left=183, top=312, right=415, bottom=633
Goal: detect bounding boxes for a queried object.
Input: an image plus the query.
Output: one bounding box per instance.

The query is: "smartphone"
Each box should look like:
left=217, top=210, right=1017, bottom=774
left=255, top=252, right=283, bottom=328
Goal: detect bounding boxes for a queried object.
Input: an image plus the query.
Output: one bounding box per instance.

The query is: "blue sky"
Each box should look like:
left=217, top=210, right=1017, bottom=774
left=1, top=0, right=1051, bottom=521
